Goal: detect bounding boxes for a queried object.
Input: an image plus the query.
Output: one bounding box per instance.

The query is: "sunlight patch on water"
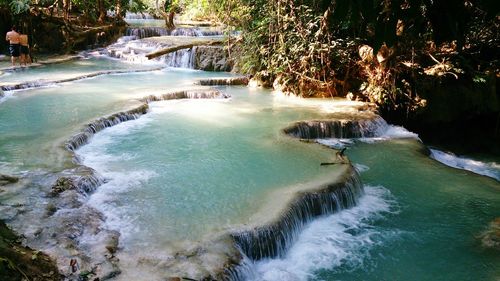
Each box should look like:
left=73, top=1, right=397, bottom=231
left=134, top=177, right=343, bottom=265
left=151, top=98, right=245, bottom=127
left=271, top=92, right=367, bottom=114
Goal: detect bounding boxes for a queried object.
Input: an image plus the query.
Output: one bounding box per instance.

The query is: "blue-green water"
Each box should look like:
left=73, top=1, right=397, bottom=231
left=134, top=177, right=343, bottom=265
left=251, top=140, right=499, bottom=281
left=0, top=56, right=159, bottom=86
left=0, top=64, right=234, bottom=171
left=0, top=55, right=499, bottom=280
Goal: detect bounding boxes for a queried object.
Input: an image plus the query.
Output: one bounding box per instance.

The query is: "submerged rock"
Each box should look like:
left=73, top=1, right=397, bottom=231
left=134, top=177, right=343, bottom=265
left=0, top=174, right=19, bottom=186
left=196, top=77, right=249, bottom=86
left=478, top=217, right=500, bottom=250
left=51, top=177, right=77, bottom=195
left=50, top=167, right=103, bottom=197
left=104, top=230, right=120, bottom=255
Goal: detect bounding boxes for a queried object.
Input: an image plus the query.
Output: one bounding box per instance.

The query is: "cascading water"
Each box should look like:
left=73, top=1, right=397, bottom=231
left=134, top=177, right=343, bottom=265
left=107, top=14, right=225, bottom=69
left=231, top=170, right=363, bottom=261
left=283, top=116, right=389, bottom=139
left=430, top=148, right=500, bottom=181
left=124, top=12, right=155, bottom=19
left=66, top=104, right=149, bottom=151
left=1, top=20, right=498, bottom=281
left=103, top=38, right=193, bottom=67
left=125, top=27, right=222, bottom=40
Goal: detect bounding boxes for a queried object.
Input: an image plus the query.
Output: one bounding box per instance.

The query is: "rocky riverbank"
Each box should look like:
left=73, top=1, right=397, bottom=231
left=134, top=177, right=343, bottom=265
left=1, top=211, right=60, bottom=281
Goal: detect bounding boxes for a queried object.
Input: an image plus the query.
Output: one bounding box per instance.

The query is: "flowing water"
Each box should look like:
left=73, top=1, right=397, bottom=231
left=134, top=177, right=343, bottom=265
left=250, top=139, right=500, bottom=281
left=0, top=25, right=499, bottom=281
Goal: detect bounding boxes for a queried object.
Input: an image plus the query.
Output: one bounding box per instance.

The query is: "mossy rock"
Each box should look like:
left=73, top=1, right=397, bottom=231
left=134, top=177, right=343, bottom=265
left=0, top=220, right=61, bottom=281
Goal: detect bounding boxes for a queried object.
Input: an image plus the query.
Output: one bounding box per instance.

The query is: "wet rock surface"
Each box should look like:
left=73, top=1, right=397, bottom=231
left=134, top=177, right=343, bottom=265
left=194, top=46, right=233, bottom=72
left=478, top=217, right=500, bottom=250
left=196, top=77, right=249, bottom=86
left=0, top=174, right=19, bottom=186
left=0, top=220, right=62, bottom=281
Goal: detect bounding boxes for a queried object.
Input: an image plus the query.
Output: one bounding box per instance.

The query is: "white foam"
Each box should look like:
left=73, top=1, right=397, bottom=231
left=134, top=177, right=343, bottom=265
left=354, top=163, right=370, bottom=173
left=317, top=122, right=419, bottom=150
left=358, top=125, right=419, bottom=143
left=245, top=185, right=400, bottom=281
left=0, top=90, right=12, bottom=104
left=430, top=149, right=500, bottom=181
left=316, top=138, right=354, bottom=149
left=76, top=113, right=158, bottom=236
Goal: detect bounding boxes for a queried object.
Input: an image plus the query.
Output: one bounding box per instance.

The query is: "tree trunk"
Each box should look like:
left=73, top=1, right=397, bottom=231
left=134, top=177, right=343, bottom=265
left=62, top=0, right=70, bottom=20
left=97, top=0, right=106, bottom=23
left=155, top=0, right=175, bottom=30
left=165, top=11, right=175, bottom=29
left=115, top=0, right=122, bottom=19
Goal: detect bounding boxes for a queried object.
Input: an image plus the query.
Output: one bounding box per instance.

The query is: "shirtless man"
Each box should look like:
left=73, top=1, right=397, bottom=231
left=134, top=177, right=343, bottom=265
left=5, top=26, right=20, bottom=66
left=19, top=32, right=30, bottom=66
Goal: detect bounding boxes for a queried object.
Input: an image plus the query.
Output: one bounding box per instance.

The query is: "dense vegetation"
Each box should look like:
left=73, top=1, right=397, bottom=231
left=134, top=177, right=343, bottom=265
left=203, top=0, right=499, bottom=152
left=202, top=1, right=498, bottom=111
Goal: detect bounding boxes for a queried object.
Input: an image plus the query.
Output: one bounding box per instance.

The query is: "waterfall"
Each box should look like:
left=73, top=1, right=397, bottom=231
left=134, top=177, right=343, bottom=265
left=283, top=116, right=389, bottom=139
left=51, top=168, right=105, bottom=196
left=230, top=169, right=363, bottom=261
left=126, top=27, right=169, bottom=39
left=140, top=89, right=229, bottom=103
left=125, top=27, right=223, bottom=40
left=125, top=12, right=155, bottom=19
left=66, top=104, right=149, bottom=151
left=67, top=89, right=229, bottom=151
left=160, top=48, right=195, bottom=68
left=104, top=37, right=196, bottom=68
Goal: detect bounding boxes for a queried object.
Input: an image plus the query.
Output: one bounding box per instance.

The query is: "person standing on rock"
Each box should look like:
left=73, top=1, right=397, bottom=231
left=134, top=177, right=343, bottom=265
left=5, top=26, right=20, bottom=67
left=19, top=32, right=31, bottom=66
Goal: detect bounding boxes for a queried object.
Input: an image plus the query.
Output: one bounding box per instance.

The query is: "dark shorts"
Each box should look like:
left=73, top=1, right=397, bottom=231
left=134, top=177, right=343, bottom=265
left=9, top=44, right=20, bottom=57
left=20, top=45, right=29, bottom=55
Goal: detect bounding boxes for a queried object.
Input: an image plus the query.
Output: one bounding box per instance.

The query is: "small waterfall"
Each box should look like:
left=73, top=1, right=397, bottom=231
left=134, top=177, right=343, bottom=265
left=140, top=89, right=230, bottom=103
left=125, top=27, right=223, bottom=40
left=1, top=81, right=54, bottom=91
left=196, top=77, right=249, bottom=86
left=51, top=169, right=105, bottom=196
left=160, top=48, right=195, bottom=68
left=125, top=12, right=155, bottom=19
left=66, top=104, right=149, bottom=151
left=126, top=27, right=169, bottom=39
left=105, top=38, right=196, bottom=68
left=170, top=27, right=203, bottom=37
left=230, top=169, right=363, bottom=261
left=67, top=89, right=229, bottom=151
left=283, top=116, right=389, bottom=139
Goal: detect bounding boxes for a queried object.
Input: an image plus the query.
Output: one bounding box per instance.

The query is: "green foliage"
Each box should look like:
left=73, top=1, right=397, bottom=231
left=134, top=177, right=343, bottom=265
left=209, top=0, right=498, bottom=113
left=128, top=0, right=149, bottom=13
left=9, top=0, right=30, bottom=14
